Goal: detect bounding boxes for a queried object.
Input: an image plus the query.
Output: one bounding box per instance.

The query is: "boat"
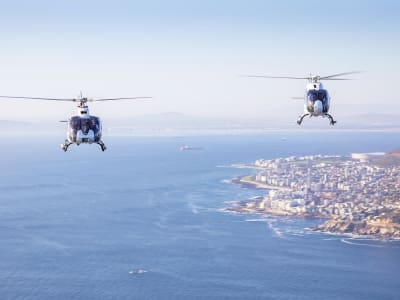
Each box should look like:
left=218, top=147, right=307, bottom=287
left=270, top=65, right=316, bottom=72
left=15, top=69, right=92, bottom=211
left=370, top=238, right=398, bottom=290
left=180, top=145, right=204, bottom=151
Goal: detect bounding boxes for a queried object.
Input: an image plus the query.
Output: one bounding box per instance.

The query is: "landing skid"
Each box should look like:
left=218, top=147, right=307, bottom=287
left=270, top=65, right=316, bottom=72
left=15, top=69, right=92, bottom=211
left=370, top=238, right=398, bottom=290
left=61, top=140, right=72, bottom=152
left=296, top=113, right=337, bottom=125
left=97, top=141, right=107, bottom=152
left=325, top=114, right=337, bottom=125
left=61, top=140, right=107, bottom=151
left=297, top=114, right=309, bottom=125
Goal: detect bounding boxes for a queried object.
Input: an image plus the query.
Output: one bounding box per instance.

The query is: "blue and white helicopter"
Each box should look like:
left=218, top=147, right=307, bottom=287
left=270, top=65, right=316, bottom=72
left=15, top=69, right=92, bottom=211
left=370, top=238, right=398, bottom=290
left=0, top=92, right=151, bottom=151
left=244, top=71, right=361, bottom=125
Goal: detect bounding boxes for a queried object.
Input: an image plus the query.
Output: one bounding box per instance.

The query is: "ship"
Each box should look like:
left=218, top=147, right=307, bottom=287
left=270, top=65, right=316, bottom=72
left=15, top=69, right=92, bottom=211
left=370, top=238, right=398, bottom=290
left=180, top=145, right=204, bottom=151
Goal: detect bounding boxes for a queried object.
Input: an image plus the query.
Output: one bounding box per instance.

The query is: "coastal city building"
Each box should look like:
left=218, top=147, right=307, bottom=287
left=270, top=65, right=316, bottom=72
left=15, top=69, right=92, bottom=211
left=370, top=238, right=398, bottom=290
left=231, top=153, right=400, bottom=238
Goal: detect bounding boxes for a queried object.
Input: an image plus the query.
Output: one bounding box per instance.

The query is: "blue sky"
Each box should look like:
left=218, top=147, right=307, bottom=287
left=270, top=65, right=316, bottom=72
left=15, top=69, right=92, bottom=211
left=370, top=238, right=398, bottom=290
left=0, top=0, right=399, bottom=121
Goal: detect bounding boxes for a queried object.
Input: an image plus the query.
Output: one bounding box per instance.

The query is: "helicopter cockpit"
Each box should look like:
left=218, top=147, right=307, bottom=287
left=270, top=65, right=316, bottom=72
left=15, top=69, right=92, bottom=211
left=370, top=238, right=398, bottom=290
left=307, top=89, right=327, bottom=102
left=306, top=89, right=329, bottom=113
left=68, top=116, right=101, bottom=142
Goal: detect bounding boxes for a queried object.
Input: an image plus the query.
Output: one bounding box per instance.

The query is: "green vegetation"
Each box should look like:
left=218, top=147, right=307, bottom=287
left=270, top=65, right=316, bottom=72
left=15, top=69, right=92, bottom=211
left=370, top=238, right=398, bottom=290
left=241, top=175, right=254, bottom=181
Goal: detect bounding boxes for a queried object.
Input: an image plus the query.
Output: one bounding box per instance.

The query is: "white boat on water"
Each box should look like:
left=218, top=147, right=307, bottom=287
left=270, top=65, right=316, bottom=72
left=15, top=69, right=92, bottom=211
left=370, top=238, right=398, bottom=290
left=180, top=145, right=204, bottom=151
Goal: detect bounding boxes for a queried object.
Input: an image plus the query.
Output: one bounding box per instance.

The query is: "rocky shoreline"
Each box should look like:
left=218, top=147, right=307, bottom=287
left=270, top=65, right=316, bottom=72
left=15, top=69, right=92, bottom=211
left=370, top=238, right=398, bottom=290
left=312, top=218, right=400, bottom=239
left=226, top=197, right=400, bottom=240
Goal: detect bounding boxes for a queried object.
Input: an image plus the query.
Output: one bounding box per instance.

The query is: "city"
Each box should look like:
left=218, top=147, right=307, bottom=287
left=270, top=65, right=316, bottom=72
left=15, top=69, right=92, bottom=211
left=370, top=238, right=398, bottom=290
left=229, top=151, right=400, bottom=239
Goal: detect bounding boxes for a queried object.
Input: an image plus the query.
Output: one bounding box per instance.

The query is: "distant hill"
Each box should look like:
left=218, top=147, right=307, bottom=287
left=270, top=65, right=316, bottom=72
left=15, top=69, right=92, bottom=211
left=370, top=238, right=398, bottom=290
left=106, top=112, right=282, bottom=130
left=339, top=113, right=400, bottom=128
left=373, top=149, right=400, bottom=167
left=0, top=120, right=31, bottom=127
left=0, top=120, right=63, bottom=134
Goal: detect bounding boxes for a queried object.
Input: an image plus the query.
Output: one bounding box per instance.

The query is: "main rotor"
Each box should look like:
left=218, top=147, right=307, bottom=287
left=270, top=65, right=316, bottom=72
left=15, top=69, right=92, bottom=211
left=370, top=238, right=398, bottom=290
left=242, top=71, right=362, bottom=83
left=0, top=91, right=152, bottom=109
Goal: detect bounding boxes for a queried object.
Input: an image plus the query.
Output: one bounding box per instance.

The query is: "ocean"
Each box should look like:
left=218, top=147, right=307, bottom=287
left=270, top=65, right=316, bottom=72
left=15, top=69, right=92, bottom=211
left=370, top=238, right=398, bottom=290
left=0, top=132, right=399, bottom=299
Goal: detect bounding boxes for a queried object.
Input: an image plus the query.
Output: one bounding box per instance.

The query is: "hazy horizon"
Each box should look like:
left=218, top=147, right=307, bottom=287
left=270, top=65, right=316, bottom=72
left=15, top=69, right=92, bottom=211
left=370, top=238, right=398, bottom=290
left=2, top=111, right=400, bottom=137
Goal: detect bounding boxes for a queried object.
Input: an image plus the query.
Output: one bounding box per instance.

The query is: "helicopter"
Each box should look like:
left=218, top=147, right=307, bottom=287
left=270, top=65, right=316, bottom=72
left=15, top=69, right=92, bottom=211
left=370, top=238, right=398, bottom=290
left=244, top=71, right=361, bottom=125
left=0, top=92, right=151, bottom=151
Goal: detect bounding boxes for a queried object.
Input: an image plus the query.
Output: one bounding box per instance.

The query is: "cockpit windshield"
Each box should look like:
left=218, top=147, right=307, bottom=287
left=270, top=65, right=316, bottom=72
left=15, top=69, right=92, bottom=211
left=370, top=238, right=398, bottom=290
left=69, top=116, right=100, bottom=135
left=307, top=90, right=327, bottom=102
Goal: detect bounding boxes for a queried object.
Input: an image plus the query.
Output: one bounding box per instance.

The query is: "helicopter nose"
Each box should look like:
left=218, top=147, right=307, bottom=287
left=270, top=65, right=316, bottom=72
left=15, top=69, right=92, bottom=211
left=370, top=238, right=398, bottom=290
left=313, top=100, right=323, bottom=115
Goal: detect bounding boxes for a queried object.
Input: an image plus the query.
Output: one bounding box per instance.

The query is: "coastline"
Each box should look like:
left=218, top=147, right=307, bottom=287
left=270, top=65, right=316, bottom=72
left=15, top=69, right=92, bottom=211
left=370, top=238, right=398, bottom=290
left=224, top=197, right=400, bottom=240
left=226, top=165, right=400, bottom=240
left=232, top=176, right=292, bottom=191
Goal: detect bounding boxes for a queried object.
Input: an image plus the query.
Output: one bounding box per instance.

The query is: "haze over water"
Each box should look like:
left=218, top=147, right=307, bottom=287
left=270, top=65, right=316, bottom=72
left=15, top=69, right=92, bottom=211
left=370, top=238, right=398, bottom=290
left=1, top=132, right=399, bottom=299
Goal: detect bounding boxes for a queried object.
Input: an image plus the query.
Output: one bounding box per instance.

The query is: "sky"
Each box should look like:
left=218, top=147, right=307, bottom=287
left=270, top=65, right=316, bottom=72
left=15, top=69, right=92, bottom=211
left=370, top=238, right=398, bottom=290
left=0, top=0, right=399, bottom=122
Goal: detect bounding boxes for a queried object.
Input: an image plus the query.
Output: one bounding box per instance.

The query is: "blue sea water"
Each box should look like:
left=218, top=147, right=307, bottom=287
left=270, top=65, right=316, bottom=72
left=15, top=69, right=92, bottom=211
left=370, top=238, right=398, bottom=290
left=0, top=132, right=399, bottom=300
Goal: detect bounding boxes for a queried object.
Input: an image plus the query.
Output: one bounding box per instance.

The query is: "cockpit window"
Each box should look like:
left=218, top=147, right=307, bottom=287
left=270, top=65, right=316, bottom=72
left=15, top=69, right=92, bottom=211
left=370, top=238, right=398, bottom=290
left=69, top=117, right=80, bottom=132
left=89, top=117, right=100, bottom=133
left=81, top=119, right=91, bottom=134
left=307, top=90, right=327, bottom=102
left=69, top=116, right=100, bottom=134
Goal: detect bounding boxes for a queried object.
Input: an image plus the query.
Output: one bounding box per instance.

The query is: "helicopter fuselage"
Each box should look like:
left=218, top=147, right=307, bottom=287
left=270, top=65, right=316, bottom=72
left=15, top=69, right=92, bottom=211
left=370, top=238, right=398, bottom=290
left=296, top=81, right=336, bottom=125
left=304, top=82, right=330, bottom=116
left=61, top=104, right=107, bottom=151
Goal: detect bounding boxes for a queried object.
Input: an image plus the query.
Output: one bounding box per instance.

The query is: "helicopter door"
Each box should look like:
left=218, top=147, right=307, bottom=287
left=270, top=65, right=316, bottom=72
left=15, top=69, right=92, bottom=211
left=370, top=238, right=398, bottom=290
left=68, top=117, right=81, bottom=142
left=89, top=116, right=102, bottom=142
left=306, top=90, right=317, bottom=112
left=317, top=90, right=328, bottom=112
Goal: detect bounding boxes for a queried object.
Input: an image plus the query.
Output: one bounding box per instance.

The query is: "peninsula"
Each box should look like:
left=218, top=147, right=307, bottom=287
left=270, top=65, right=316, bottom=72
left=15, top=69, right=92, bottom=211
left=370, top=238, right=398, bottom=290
left=228, top=151, right=400, bottom=239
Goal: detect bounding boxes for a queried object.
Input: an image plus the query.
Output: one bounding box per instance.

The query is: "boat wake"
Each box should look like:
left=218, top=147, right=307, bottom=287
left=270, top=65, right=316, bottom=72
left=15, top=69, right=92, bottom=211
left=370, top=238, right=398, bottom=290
left=244, top=218, right=310, bottom=238
left=129, top=269, right=148, bottom=275
left=244, top=218, right=286, bottom=238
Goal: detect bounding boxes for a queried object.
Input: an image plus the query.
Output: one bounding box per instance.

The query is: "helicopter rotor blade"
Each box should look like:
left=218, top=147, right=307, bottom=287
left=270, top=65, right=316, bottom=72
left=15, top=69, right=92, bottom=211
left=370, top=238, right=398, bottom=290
left=0, top=96, right=152, bottom=102
left=0, top=96, right=76, bottom=101
left=241, top=71, right=363, bottom=81
left=240, top=75, right=309, bottom=80
left=320, top=71, right=363, bottom=79
left=93, top=97, right=152, bottom=102
left=319, top=78, right=352, bottom=80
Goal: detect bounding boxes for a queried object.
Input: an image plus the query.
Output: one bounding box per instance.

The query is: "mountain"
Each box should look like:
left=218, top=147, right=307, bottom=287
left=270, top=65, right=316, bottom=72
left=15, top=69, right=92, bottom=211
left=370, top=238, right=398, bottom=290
left=338, top=113, right=400, bottom=129
left=373, top=149, right=400, bottom=167
left=106, top=112, right=284, bottom=130
left=0, top=120, right=63, bottom=134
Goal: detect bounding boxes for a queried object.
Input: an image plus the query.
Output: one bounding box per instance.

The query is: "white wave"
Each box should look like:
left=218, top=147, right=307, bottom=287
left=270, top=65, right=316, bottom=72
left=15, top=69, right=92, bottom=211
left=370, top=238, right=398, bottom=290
left=266, top=220, right=284, bottom=238
left=187, top=203, right=200, bottom=214
left=245, top=218, right=267, bottom=222
left=223, top=200, right=239, bottom=205
left=28, top=235, right=71, bottom=256
left=290, top=233, right=305, bottom=237
left=388, top=239, right=400, bottom=243
left=340, top=238, right=391, bottom=248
